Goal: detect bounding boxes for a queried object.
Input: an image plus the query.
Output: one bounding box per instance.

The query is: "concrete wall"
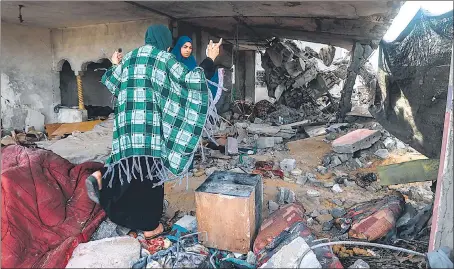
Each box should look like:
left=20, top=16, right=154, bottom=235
left=1, top=23, right=59, bottom=131
left=430, top=46, right=453, bottom=251
left=51, top=18, right=169, bottom=72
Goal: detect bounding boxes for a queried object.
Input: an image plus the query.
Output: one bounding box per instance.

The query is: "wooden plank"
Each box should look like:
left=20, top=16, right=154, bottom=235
left=377, top=159, right=439, bottom=186
left=50, top=120, right=102, bottom=137
left=44, top=123, right=63, bottom=136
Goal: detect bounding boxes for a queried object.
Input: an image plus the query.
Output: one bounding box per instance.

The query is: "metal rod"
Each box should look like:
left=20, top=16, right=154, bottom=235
left=298, top=240, right=426, bottom=268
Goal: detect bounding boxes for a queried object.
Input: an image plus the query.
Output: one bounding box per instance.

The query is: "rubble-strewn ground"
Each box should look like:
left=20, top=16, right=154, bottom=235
left=164, top=122, right=430, bottom=238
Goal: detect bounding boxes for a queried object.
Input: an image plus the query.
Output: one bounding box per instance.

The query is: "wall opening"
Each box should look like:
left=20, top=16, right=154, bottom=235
left=60, top=60, right=77, bottom=108
left=82, top=59, right=113, bottom=119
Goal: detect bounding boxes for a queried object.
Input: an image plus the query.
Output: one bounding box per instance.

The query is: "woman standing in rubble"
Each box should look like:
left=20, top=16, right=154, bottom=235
left=172, top=36, right=223, bottom=105
left=85, top=25, right=222, bottom=239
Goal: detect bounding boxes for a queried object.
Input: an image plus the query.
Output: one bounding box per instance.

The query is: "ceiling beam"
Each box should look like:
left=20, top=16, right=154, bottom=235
left=175, top=15, right=390, bottom=23
left=124, top=1, right=176, bottom=20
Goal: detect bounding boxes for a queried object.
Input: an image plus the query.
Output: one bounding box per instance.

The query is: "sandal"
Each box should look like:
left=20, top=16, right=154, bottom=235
left=85, top=175, right=100, bottom=204
left=144, top=223, right=169, bottom=240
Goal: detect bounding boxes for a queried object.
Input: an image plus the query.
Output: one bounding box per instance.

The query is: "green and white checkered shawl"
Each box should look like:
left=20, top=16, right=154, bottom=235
left=101, top=45, right=217, bottom=187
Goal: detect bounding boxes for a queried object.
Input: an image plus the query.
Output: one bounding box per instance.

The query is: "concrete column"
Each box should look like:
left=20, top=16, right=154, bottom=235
left=235, top=51, right=246, bottom=101
left=429, top=45, right=453, bottom=251
left=244, top=51, right=256, bottom=102
left=338, top=42, right=372, bottom=119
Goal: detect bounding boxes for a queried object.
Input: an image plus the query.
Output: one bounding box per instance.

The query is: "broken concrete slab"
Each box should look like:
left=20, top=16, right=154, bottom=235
left=331, top=207, right=347, bottom=218
left=349, top=259, right=370, bottom=269
left=383, top=137, right=396, bottom=150
left=257, top=137, right=275, bottom=149
left=284, top=58, right=306, bottom=78
left=332, top=129, right=381, bottom=154
left=280, top=159, right=296, bottom=172
left=305, top=125, right=327, bottom=137
left=268, top=200, right=279, bottom=214
left=247, top=123, right=281, bottom=135
left=174, top=215, right=197, bottom=232
left=277, top=187, right=296, bottom=205
left=292, top=67, right=318, bottom=89
left=332, top=184, right=344, bottom=193
left=66, top=236, right=141, bottom=268
left=226, top=137, right=239, bottom=155
left=259, top=236, right=321, bottom=268
left=408, top=186, right=434, bottom=204
left=291, top=169, right=303, bottom=176
left=294, top=175, right=306, bottom=185
left=281, top=120, right=311, bottom=129
left=330, top=156, right=342, bottom=167
left=374, top=149, right=389, bottom=159
left=377, top=159, right=439, bottom=186
left=346, top=106, right=374, bottom=118
left=306, top=189, right=320, bottom=198
left=316, top=166, right=328, bottom=174
left=326, top=123, right=349, bottom=133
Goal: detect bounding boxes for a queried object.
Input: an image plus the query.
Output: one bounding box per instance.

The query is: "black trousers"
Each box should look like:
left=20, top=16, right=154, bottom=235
left=100, top=156, right=164, bottom=231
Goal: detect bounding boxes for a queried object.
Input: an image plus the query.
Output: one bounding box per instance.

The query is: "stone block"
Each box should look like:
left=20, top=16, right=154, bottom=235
left=58, top=108, right=88, bottom=123
left=256, top=137, right=275, bottom=149
left=280, top=159, right=296, bottom=172
left=332, top=129, right=381, bottom=153
left=66, top=236, right=140, bottom=268
left=195, top=171, right=263, bottom=253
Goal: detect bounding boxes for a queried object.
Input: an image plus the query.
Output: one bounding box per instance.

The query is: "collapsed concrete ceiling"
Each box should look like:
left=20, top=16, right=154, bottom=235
left=1, top=1, right=402, bottom=49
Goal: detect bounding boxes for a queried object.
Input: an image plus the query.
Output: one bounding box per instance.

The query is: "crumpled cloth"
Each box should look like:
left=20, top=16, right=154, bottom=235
left=1, top=145, right=105, bottom=268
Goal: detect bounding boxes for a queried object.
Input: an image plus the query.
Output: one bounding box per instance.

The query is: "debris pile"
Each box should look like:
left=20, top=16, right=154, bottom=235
left=260, top=39, right=347, bottom=122
left=1, top=127, right=46, bottom=148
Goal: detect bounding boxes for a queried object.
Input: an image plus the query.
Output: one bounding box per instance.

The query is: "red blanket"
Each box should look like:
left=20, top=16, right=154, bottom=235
left=1, top=146, right=106, bottom=268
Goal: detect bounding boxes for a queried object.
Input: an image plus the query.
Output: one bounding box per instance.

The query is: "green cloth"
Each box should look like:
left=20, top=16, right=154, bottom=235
left=101, top=43, right=211, bottom=185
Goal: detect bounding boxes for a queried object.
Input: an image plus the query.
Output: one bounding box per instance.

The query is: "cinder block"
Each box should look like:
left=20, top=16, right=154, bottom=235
left=195, top=171, right=263, bottom=253
left=58, top=108, right=88, bottom=123
left=226, top=137, right=239, bottom=155
left=332, top=129, right=381, bottom=153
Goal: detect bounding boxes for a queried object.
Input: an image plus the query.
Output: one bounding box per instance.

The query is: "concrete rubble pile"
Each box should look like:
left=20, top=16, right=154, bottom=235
left=260, top=39, right=343, bottom=122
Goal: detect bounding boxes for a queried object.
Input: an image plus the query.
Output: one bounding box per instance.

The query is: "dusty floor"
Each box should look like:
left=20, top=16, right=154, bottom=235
left=164, top=135, right=428, bottom=237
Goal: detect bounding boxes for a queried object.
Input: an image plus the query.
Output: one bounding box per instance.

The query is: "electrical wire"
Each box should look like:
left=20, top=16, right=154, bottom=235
left=298, top=240, right=426, bottom=268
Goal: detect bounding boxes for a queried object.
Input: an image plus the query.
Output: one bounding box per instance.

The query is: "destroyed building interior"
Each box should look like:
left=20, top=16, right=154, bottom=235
left=1, top=1, right=453, bottom=268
